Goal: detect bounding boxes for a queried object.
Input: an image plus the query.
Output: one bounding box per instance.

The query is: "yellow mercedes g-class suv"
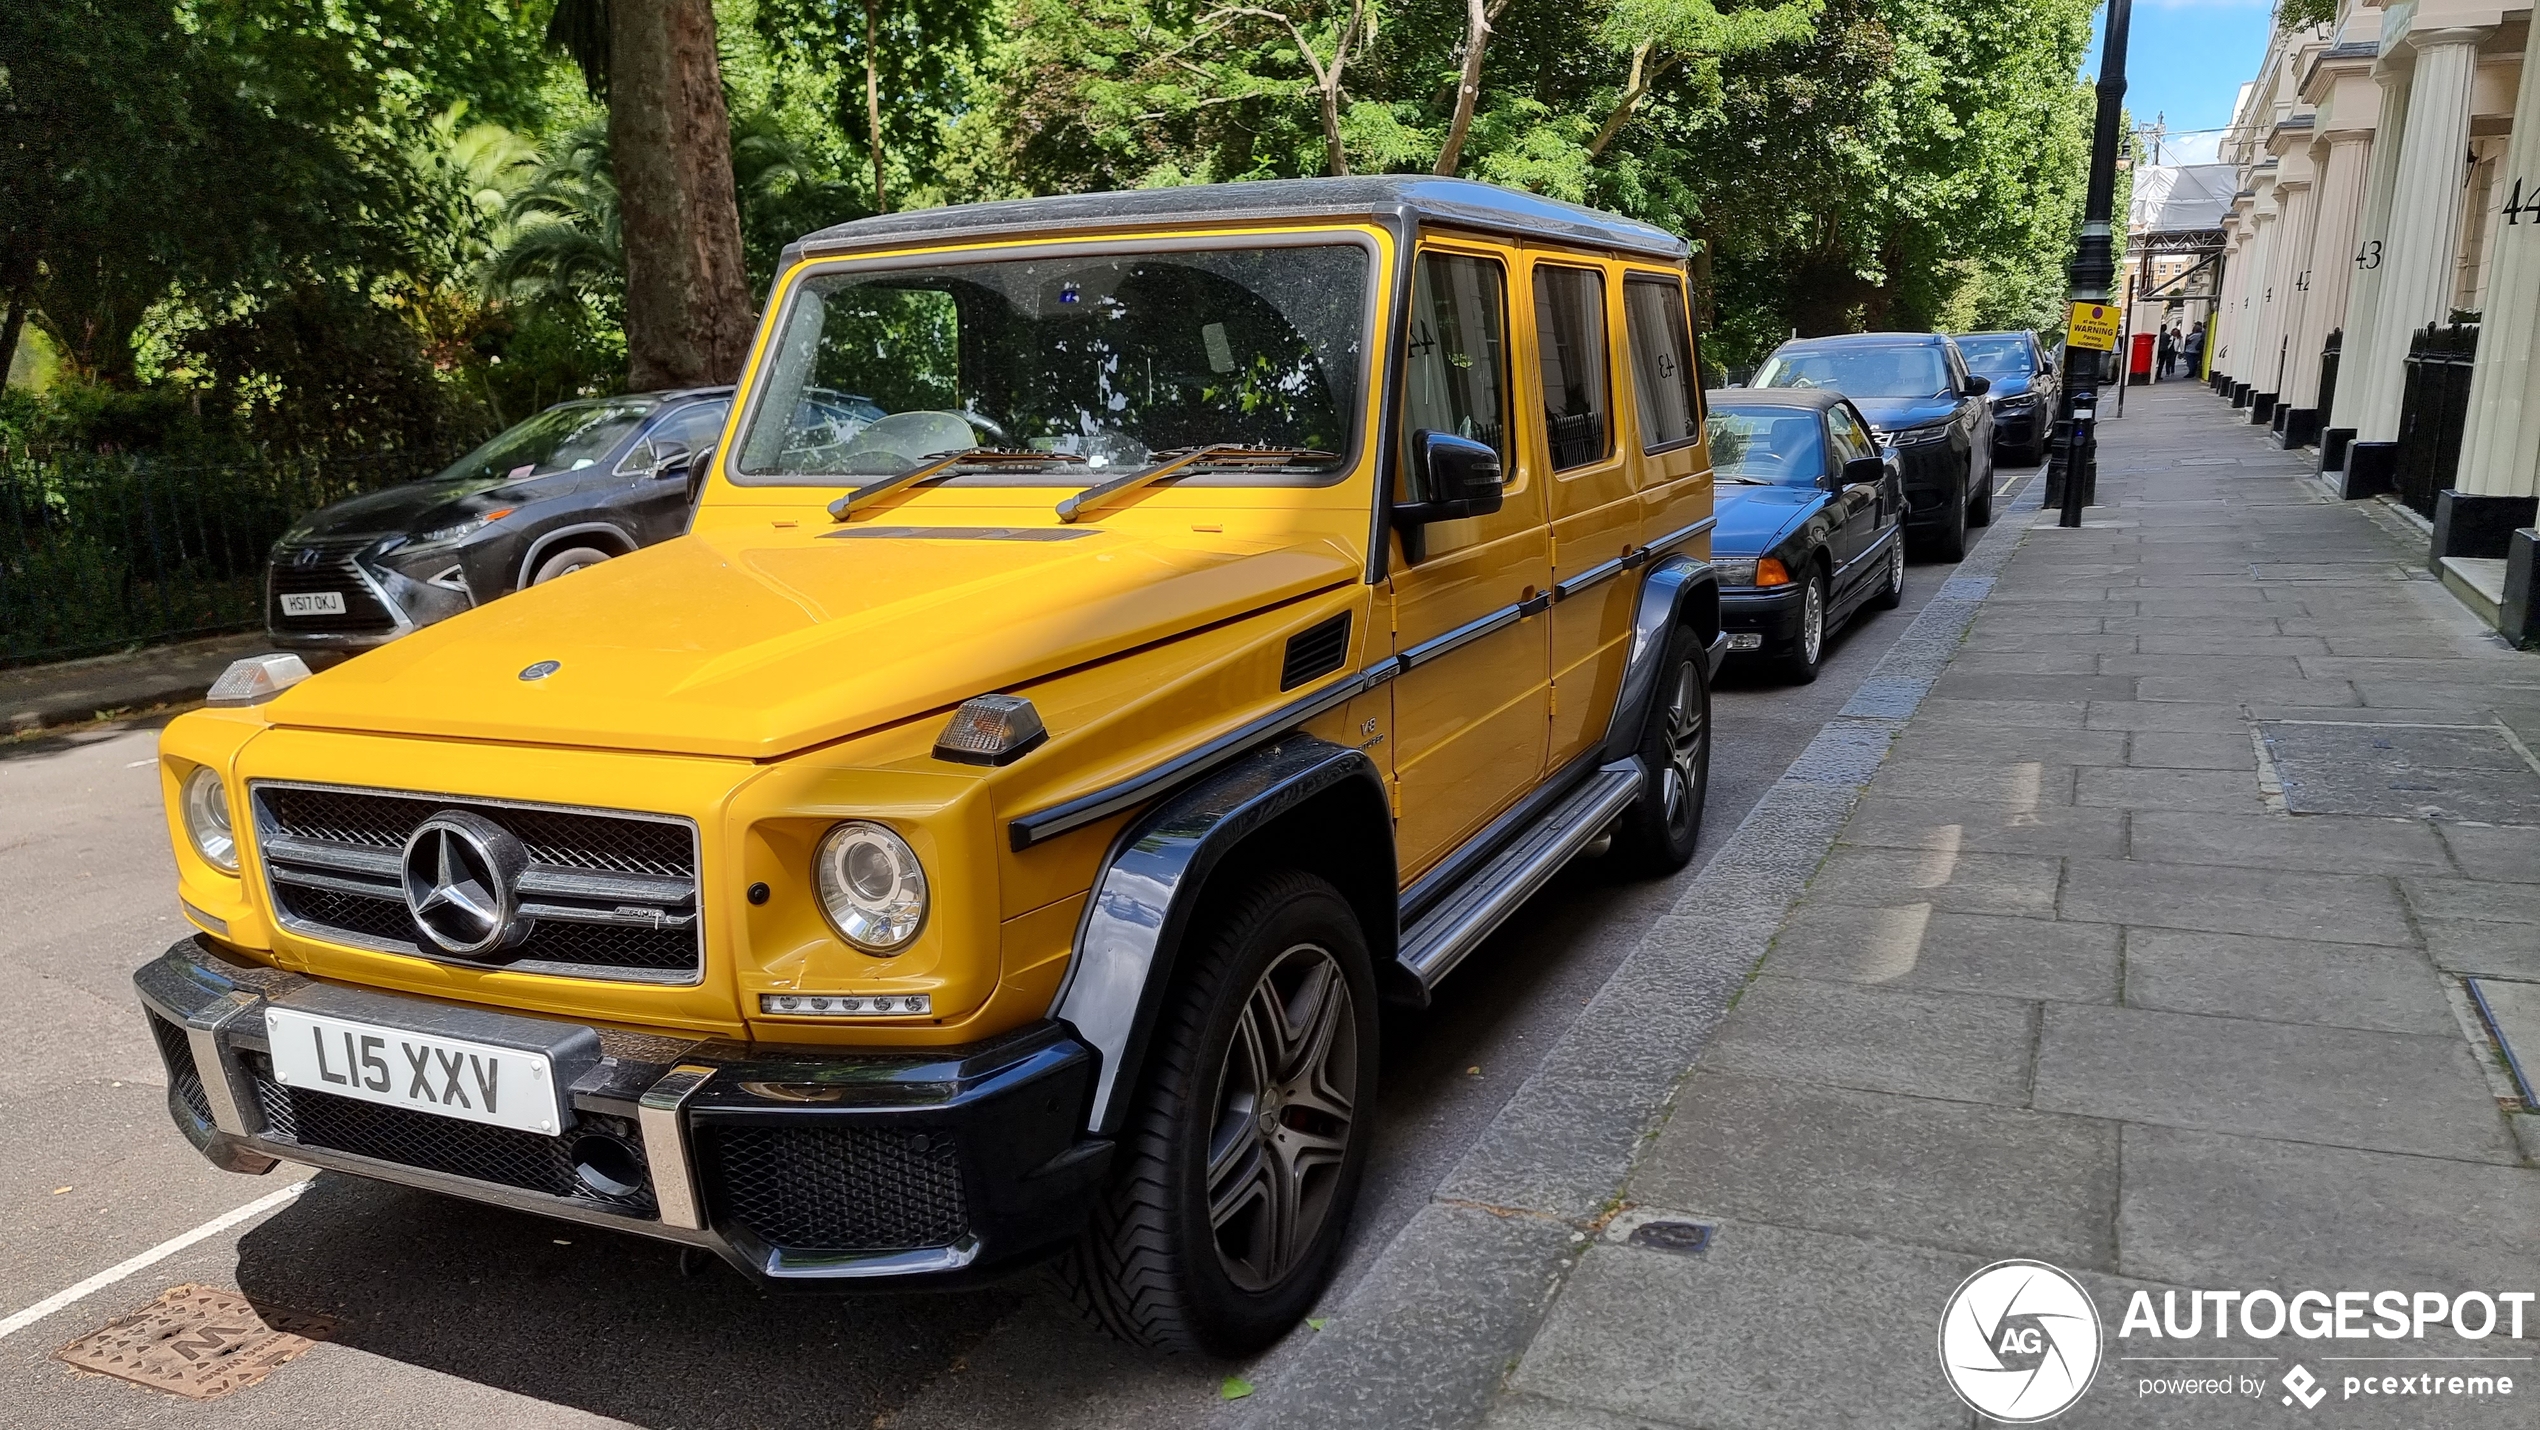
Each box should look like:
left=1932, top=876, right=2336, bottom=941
left=136, top=176, right=1721, bottom=1355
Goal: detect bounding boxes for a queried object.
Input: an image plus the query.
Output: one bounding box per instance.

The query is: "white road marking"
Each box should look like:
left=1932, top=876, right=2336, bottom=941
left=124, top=759, right=154, bottom=768
left=0, top=1178, right=310, bottom=1340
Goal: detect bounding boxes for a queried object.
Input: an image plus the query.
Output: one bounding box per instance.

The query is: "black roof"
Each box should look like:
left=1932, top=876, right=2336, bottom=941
left=787, top=177, right=1689, bottom=264
left=1773, top=331, right=1959, bottom=351
left=1707, top=387, right=1844, bottom=411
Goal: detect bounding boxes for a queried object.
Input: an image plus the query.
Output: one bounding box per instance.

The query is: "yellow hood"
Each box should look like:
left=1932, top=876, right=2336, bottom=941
left=271, top=525, right=1359, bottom=760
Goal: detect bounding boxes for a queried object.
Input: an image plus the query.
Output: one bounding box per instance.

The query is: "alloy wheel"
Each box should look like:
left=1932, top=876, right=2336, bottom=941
left=1206, top=942, right=1359, bottom=1292
left=1889, top=541, right=1906, bottom=595
left=1801, top=578, right=1825, bottom=666
left=1660, top=658, right=1708, bottom=836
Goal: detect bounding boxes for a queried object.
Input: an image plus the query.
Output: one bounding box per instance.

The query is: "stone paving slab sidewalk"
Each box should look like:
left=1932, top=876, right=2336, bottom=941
left=1487, top=385, right=2540, bottom=1428
left=1249, top=382, right=2540, bottom=1430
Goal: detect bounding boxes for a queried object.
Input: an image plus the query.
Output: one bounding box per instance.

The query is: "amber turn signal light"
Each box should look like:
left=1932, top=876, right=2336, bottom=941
left=1754, top=557, right=1793, bottom=587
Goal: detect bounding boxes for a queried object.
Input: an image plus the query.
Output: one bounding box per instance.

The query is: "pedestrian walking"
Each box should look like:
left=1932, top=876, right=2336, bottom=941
left=2158, top=326, right=2177, bottom=379
left=2183, top=321, right=2205, bottom=377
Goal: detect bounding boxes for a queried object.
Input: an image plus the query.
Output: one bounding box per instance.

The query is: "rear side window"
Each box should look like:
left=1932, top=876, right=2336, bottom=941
left=1532, top=265, right=1611, bottom=469
left=1404, top=251, right=1512, bottom=475
left=622, top=401, right=731, bottom=472
left=1624, top=278, right=1699, bottom=451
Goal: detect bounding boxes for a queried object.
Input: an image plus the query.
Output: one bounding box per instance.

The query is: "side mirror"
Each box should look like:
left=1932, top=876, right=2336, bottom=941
left=1397, top=430, right=1504, bottom=526
left=685, top=444, right=716, bottom=506
left=646, top=439, right=693, bottom=479
left=1841, top=454, right=1887, bottom=486
left=1962, top=374, right=1992, bottom=397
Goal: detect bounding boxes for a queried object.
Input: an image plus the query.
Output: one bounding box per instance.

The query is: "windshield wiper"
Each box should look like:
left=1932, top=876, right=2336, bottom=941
left=1719, top=475, right=1774, bottom=485
left=828, top=449, right=1084, bottom=520
left=1054, top=445, right=1337, bottom=523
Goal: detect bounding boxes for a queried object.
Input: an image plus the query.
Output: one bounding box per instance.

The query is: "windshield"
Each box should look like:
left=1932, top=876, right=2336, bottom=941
left=1954, top=335, right=2034, bottom=379
left=1754, top=344, right=1950, bottom=399
left=1705, top=408, right=1825, bottom=487
left=733, top=243, right=1371, bottom=484
left=434, top=401, right=651, bottom=484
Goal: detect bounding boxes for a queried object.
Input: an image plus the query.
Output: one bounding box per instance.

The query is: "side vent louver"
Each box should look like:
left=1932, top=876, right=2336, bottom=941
left=1280, top=613, right=1352, bottom=691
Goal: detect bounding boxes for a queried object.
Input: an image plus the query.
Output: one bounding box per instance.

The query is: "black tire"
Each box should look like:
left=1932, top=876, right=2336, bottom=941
left=1869, top=534, right=1905, bottom=611
left=1967, top=469, right=1995, bottom=527
left=1607, top=621, right=1711, bottom=876
left=1774, top=570, right=1827, bottom=685
left=1061, top=869, right=1378, bottom=1356
left=531, top=545, right=614, bottom=585
left=1921, top=477, right=1969, bottom=562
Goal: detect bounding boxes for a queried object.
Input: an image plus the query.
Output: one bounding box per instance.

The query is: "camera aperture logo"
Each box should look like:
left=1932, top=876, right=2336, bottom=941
left=1939, top=1260, right=2104, bottom=1422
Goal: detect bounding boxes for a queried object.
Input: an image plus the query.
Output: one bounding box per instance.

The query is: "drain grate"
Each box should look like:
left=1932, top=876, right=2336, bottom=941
left=2257, top=721, right=2540, bottom=823
left=55, top=1284, right=334, bottom=1401
left=1626, top=1220, right=1715, bottom=1256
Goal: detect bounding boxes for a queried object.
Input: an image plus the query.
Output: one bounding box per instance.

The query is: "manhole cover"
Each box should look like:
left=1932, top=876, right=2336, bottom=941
left=1626, top=1220, right=1715, bottom=1255
left=2259, top=721, right=2540, bottom=823
left=55, top=1284, right=334, bottom=1401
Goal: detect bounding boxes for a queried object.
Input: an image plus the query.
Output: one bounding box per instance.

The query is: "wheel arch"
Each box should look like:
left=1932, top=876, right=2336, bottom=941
left=1053, top=737, right=1395, bottom=1136
left=516, top=521, right=638, bottom=590
left=1600, top=554, right=1720, bottom=764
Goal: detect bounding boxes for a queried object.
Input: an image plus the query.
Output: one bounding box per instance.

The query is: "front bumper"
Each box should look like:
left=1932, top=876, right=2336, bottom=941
left=135, top=937, right=1111, bottom=1288
left=1991, top=405, right=2045, bottom=448
left=1720, top=583, right=1807, bottom=656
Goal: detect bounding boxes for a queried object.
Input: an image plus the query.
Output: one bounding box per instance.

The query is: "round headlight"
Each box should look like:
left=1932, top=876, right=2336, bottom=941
left=181, top=766, right=239, bottom=873
left=813, top=821, right=928, bottom=953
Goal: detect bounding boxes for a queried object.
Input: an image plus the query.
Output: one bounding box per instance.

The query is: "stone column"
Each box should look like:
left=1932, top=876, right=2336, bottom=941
left=2451, top=38, right=2540, bottom=501
left=2336, top=58, right=2417, bottom=442
left=2232, top=203, right=2279, bottom=394
left=2284, top=129, right=2373, bottom=417
left=2355, top=28, right=2492, bottom=441
left=2260, top=175, right=2318, bottom=404
left=2216, top=222, right=2252, bottom=386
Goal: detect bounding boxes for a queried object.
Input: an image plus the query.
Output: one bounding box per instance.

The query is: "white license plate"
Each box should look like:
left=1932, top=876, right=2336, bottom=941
left=280, top=591, right=347, bottom=617
left=264, top=1006, right=564, bottom=1135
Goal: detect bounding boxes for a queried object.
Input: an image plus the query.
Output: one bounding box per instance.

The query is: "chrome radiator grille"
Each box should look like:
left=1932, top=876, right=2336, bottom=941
left=250, top=782, right=703, bottom=984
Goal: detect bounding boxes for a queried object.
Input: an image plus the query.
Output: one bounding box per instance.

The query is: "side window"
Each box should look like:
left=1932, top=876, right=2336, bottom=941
left=1403, top=251, right=1512, bottom=490
left=1531, top=265, right=1611, bottom=469
left=1826, top=405, right=1876, bottom=466
left=1623, top=277, right=1699, bottom=451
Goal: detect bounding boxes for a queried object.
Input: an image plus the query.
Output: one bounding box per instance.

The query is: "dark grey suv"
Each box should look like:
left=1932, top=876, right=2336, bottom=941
left=1751, top=332, right=1997, bottom=561
left=264, top=389, right=742, bottom=652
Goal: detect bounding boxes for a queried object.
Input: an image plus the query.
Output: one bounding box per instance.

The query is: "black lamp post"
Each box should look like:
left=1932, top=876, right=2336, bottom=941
left=2053, top=0, right=2133, bottom=528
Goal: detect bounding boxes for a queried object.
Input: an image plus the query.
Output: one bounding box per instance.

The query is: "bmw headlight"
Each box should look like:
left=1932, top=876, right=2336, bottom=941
left=813, top=821, right=929, bottom=953
left=1713, top=557, right=1759, bottom=587
left=181, top=766, right=239, bottom=873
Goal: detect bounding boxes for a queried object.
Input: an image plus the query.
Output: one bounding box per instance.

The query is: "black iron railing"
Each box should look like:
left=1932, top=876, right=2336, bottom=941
left=2392, top=323, right=2478, bottom=519
left=0, top=449, right=447, bottom=667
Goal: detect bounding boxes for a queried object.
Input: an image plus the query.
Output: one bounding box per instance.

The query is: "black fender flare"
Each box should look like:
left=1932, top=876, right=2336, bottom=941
left=1599, top=553, right=1722, bottom=763
left=1051, top=736, right=1393, bottom=1135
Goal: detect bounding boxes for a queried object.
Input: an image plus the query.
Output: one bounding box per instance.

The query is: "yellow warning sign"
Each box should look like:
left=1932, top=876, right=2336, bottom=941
left=2067, top=302, right=2123, bottom=352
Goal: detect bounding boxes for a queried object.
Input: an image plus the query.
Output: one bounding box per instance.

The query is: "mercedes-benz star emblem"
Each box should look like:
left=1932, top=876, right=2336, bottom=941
left=519, top=660, right=561, bottom=681
left=400, top=811, right=532, bottom=956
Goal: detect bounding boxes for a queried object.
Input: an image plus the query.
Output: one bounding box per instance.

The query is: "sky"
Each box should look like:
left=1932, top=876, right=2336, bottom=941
left=2081, top=0, right=2281, bottom=165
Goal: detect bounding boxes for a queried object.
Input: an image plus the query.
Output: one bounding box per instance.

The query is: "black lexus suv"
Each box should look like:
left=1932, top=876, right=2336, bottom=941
left=264, top=389, right=744, bottom=652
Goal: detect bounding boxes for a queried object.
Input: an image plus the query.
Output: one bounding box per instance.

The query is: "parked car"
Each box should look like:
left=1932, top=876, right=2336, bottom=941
left=141, top=176, right=1725, bottom=1358
left=264, top=388, right=742, bottom=652
left=1954, top=329, right=2057, bottom=464
left=1705, top=388, right=1906, bottom=682
left=1751, top=332, right=1995, bottom=560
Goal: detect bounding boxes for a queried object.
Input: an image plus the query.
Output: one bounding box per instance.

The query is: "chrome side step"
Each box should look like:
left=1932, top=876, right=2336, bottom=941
left=1400, top=759, right=1645, bottom=988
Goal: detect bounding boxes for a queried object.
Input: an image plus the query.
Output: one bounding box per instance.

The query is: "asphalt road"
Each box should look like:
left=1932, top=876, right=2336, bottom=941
left=0, top=465, right=2024, bottom=1428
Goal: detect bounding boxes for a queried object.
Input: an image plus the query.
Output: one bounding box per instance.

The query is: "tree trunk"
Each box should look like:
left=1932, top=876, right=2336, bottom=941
left=1434, top=0, right=1492, bottom=176
left=864, top=0, right=890, bottom=212
left=1318, top=83, right=1350, bottom=177
left=0, top=243, right=34, bottom=387
left=609, top=0, right=755, bottom=391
